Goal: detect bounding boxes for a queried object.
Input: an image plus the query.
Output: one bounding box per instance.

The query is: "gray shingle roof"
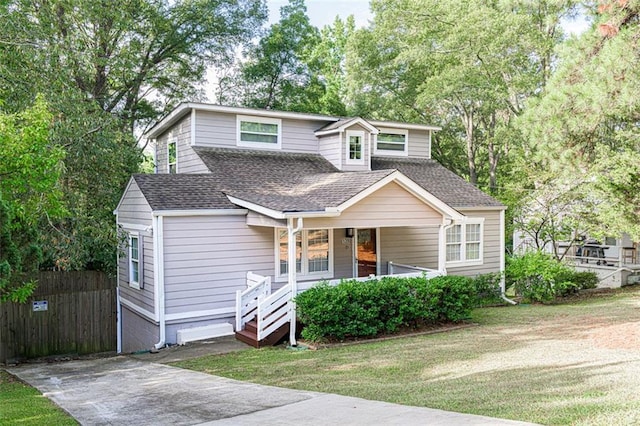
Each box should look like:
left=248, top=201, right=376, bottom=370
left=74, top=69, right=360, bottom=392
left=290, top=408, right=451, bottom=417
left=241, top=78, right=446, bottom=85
left=133, top=174, right=235, bottom=210
left=372, top=157, right=504, bottom=208
left=133, top=148, right=394, bottom=212
left=132, top=148, right=502, bottom=213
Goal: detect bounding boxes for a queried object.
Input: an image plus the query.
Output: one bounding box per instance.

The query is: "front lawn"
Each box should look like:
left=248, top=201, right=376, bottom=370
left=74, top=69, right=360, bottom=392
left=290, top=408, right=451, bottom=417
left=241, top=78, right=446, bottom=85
left=174, top=286, right=640, bottom=426
left=0, top=370, right=77, bottom=425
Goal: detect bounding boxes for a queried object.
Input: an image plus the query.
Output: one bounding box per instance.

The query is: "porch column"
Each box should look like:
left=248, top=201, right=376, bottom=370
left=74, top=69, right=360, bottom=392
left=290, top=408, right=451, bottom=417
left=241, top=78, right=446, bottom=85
left=287, top=217, right=303, bottom=346
left=438, top=221, right=449, bottom=273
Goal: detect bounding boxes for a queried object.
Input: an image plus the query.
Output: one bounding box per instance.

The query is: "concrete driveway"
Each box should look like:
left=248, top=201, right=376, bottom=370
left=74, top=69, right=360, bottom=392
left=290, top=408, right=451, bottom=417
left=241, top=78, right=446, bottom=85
left=7, top=356, right=536, bottom=425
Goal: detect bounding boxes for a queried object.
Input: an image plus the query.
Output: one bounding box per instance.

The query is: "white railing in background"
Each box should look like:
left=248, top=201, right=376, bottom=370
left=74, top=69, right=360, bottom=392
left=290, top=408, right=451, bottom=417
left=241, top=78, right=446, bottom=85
left=235, top=272, right=271, bottom=332
left=388, top=261, right=442, bottom=277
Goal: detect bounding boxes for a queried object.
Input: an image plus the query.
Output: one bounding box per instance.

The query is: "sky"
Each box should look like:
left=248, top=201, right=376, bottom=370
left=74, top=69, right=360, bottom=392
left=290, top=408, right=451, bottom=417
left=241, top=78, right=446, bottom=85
left=267, top=0, right=372, bottom=28
left=265, top=0, right=591, bottom=34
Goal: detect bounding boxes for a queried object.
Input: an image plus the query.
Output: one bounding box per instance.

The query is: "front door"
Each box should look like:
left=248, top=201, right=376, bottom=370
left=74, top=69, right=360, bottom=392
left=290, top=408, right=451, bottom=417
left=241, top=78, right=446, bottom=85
left=356, top=228, right=377, bottom=277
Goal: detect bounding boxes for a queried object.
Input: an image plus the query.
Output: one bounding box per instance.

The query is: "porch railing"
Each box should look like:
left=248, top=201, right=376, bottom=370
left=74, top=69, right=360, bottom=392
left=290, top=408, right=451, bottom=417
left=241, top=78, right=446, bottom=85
left=388, top=261, right=442, bottom=277
left=236, top=264, right=445, bottom=342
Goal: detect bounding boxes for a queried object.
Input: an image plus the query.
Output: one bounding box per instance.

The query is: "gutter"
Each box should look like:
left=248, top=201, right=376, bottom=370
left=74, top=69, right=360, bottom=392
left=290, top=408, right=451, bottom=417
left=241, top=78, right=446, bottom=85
left=116, top=287, right=122, bottom=353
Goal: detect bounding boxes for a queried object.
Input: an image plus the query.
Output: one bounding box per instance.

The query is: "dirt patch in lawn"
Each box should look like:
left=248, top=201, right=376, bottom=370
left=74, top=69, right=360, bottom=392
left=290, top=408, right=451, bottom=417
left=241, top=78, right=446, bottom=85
left=587, top=321, right=640, bottom=350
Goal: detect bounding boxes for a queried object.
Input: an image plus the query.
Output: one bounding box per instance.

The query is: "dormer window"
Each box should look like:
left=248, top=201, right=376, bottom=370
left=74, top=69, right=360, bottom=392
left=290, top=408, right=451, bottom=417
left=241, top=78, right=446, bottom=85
left=237, top=115, right=281, bottom=149
left=168, top=140, right=177, bottom=173
left=346, top=130, right=365, bottom=165
left=375, top=128, right=408, bottom=156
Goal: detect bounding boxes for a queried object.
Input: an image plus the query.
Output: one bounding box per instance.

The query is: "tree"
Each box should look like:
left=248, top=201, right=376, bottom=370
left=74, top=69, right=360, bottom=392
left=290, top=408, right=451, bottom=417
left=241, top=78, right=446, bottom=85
left=228, top=0, right=325, bottom=112
left=516, top=0, right=640, bottom=239
left=346, top=0, right=577, bottom=191
left=0, top=0, right=266, bottom=272
left=0, top=97, right=65, bottom=301
left=0, top=0, right=266, bottom=134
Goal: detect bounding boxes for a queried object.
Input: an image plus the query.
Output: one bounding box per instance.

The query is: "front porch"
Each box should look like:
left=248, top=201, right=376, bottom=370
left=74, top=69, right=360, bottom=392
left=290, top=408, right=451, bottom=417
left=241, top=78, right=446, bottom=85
left=235, top=263, right=443, bottom=348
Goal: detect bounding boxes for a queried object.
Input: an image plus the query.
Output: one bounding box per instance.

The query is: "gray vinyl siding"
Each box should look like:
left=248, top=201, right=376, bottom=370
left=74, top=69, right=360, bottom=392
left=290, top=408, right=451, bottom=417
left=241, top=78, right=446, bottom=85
left=154, top=114, right=207, bottom=174
left=193, top=110, right=235, bottom=148
left=193, top=110, right=328, bottom=153
left=341, top=123, right=372, bottom=172
left=116, top=180, right=155, bottom=315
left=121, top=305, right=159, bottom=353
left=446, top=210, right=502, bottom=277
left=380, top=226, right=440, bottom=274
left=162, top=215, right=274, bottom=315
left=407, top=129, right=431, bottom=158
left=117, top=232, right=155, bottom=314
left=318, top=134, right=341, bottom=169
left=117, top=180, right=152, bottom=225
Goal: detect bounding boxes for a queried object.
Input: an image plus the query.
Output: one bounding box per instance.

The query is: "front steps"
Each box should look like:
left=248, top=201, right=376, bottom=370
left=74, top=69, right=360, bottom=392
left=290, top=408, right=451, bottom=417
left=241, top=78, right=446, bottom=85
left=235, top=319, right=290, bottom=348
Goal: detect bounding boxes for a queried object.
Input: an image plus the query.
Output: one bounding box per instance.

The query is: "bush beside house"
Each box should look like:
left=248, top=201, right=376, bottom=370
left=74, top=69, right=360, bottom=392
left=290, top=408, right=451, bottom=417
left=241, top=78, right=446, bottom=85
left=295, top=275, right=495, bottom=342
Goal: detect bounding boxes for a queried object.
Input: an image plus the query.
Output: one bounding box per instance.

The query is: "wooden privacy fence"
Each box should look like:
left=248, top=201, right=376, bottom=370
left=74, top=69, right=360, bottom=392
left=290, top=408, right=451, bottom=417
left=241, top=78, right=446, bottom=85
left=0, top=271, right=117, bottom=364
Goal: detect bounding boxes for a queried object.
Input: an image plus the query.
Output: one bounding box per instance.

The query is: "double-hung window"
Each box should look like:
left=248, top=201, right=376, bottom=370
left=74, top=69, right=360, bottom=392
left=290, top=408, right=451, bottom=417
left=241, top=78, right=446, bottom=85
left=346, top=130, right=365, bottom=165
left=277, top=229, right=332, bottom=278
left=129, top=233, right=142, bottom=288
left=167, top=140, right=177, bottom=173
left=446, top=220, right=483, bottom=264
left=237, top=115, right=281, bottom=149
left=375, top=128, right=408, bottom=156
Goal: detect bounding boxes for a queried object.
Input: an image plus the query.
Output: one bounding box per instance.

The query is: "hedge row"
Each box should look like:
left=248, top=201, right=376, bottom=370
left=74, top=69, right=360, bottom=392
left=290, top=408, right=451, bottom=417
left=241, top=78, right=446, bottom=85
left=295, top=275, right=485, bottom=342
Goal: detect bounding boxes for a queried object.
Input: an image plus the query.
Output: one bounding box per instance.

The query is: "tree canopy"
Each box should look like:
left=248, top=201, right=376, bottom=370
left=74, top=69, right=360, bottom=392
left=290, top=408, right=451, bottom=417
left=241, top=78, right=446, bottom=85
left=0, top=0, right=266, bottom=273
left=0, top=97, right=64, bottom=301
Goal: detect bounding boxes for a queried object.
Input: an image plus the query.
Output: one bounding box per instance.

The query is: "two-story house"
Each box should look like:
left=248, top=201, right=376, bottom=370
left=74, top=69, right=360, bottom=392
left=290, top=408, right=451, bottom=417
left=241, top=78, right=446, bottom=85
left=115, top=103, right=505, bottom=352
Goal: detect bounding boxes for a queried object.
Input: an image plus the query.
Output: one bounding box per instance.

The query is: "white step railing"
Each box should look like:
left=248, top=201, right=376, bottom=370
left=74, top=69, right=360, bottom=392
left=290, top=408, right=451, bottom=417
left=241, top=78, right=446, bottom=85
left=235, top=272, right=271, bottom=332
left=256, top=283, right=292, bottom=341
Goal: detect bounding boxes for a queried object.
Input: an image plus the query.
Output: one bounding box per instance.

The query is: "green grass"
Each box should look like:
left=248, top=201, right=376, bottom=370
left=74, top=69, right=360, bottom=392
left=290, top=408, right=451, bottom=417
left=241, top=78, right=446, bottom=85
left=174, top=286, right=640, bottom=426
left=0, top=370, right=77, bottom=426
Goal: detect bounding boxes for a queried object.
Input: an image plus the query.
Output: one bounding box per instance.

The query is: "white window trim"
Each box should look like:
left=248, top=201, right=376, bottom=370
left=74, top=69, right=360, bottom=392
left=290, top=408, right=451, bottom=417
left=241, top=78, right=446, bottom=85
left=274, top=229, right=334, bottom=282
left=237, top=115, right=282, bottom=149
left=374, top=127, right=409, bottom=156
left=345, top=130, right=365, bottom=165
left=446, top=219, right=484, bottom=266
left=129, top=232, right=141, bottom=289
left=167, top=139, right=177, bottom=173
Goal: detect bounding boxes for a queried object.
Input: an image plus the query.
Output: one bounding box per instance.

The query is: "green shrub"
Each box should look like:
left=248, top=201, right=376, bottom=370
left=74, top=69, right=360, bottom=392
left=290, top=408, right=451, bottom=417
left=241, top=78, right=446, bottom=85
left=472, top=273, right=504, bottom=306
left=506, top=251, right=600, bottom=303
left=295, top=275, right=475, bottom=342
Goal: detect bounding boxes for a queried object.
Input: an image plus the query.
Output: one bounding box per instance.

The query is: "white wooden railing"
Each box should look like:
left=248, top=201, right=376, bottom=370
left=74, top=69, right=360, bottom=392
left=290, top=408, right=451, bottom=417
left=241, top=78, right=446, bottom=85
left=388, top=261, right=442, bottom=278
left=236, top=264, right=444, bottom=342
left=256, top=283, right=292, bottom=341
left=235, top=272, right=271, bottom=332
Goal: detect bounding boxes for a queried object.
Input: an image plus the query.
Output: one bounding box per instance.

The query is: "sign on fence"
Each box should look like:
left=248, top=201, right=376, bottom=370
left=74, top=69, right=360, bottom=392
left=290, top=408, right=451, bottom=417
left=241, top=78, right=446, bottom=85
left=32, top=300, right=48, bottom=312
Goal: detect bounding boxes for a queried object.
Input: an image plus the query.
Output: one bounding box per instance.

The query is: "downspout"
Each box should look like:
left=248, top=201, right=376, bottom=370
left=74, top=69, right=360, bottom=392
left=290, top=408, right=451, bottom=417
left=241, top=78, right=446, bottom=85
left=115, top=211, right=122, bottom=354
left=154, top=215, right=167, bottom=349
left=116, top=287, right=122, bottom=353
left=288, top=217, right=303, bottom=346
left=499, top=209, right=517, bottom=305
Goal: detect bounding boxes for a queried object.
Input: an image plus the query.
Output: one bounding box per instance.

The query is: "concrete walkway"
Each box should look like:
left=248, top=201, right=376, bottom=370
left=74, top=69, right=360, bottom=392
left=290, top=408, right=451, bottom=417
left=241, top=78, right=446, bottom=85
left=7, top=355, right=536, bottom=426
